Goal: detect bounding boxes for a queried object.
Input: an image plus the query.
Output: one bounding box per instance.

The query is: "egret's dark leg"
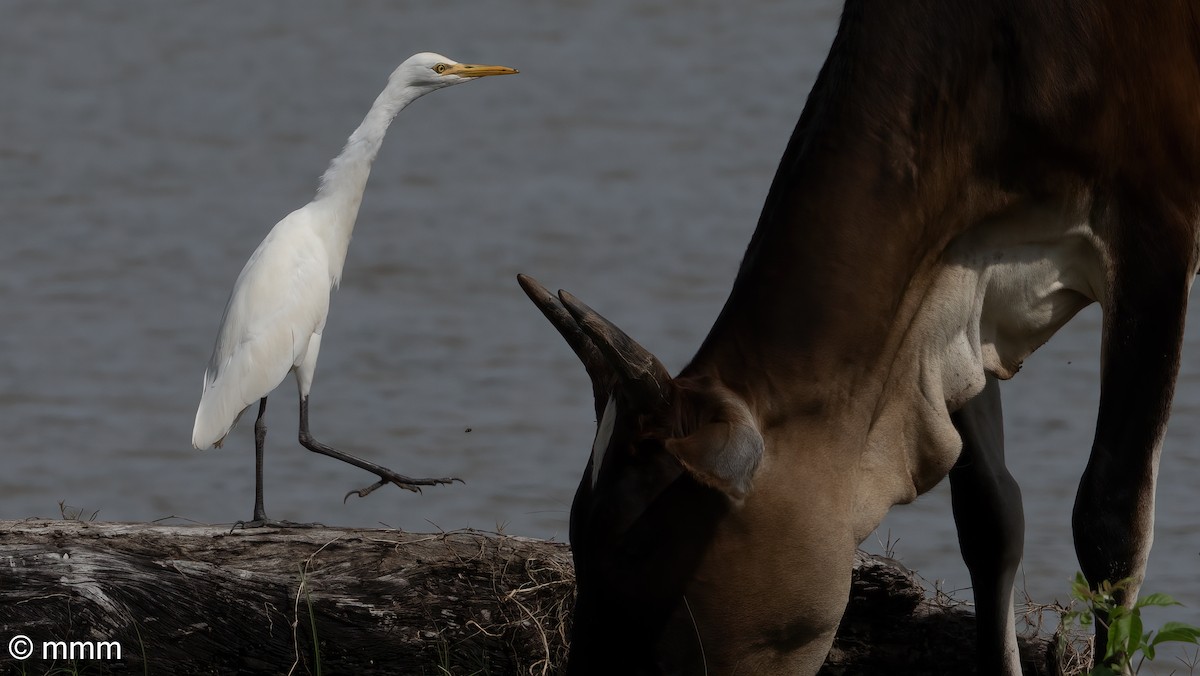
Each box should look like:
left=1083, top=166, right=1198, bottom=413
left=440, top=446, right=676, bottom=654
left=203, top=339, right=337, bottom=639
left=950, top=375, right=1024, bottom=676
left=231, top=397, right=322, bottom=530
left=297, top=395, right=461, bottom=500
left=253, top=396, right=269, bottom=521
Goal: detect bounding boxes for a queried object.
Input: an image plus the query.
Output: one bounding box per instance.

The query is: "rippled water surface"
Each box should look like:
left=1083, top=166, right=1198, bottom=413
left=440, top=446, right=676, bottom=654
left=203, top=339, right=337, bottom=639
left=2, top=1, right=1197, bottom=666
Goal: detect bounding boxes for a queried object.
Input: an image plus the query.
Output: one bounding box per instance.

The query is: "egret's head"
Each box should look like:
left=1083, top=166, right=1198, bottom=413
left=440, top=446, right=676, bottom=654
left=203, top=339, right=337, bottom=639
left=393, top=52, right=518, bottom=92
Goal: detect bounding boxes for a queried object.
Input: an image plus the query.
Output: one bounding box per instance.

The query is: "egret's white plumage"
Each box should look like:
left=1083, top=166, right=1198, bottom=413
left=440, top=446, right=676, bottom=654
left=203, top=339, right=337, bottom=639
left=191, top=52, right=516, bottom=523
left=192, top=204, right=331, bottom=449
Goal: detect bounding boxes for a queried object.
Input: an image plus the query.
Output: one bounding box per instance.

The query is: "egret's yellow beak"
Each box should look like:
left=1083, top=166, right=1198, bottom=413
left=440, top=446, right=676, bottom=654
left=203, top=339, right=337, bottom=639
left=442, top=63, right=519, bottom=78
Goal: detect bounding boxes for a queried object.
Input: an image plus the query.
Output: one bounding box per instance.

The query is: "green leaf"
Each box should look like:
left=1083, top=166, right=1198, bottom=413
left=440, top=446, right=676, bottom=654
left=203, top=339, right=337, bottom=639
left=1135, top=592, right=1181, bottom=609
left=1128, top=613, right=1144, bottom=653
left=1070, top=572, right=1093, bottom=600
left=1106, top=614, right=1133, bottom=661
left=1151, top=622, right=1200, bottom=646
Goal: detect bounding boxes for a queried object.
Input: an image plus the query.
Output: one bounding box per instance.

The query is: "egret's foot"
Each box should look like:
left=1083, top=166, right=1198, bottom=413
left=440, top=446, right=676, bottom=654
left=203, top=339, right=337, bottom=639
left=230, top=517, right=325, bottom=533
left=295, top=424, right=463, bottom=502
left=343, top=473, right=464, bottom=502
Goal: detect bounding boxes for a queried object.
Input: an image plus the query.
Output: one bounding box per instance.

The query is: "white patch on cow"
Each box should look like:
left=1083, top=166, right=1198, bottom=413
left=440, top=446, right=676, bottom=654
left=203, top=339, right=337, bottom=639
left=591, top=394, right=617, bottom=488
left=948, top=202, right=1106, bottom=389
left=854, top=199, right=1107, bottom=541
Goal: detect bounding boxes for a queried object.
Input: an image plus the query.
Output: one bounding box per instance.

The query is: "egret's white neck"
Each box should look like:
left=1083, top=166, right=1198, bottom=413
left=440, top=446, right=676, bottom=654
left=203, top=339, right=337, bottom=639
left=312, top=82, right=427, bottom=284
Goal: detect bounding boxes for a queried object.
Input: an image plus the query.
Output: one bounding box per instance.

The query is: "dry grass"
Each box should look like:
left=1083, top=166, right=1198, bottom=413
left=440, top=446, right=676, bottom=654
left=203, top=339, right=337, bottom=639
left=403, top=530, right=575, bottom=676
left=493, top=552, right=574, bottom=675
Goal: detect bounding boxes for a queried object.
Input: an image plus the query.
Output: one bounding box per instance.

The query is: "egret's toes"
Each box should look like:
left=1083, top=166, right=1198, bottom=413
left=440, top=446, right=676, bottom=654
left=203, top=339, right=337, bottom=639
left=342, top=474, right=462, bottom=502
left=343, top=478, right=395, bottom=503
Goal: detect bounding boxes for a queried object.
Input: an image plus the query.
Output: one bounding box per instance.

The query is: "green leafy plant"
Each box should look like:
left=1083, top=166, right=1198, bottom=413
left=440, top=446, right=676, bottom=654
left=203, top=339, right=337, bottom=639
left=1061, top=572, right=1200, bottom=675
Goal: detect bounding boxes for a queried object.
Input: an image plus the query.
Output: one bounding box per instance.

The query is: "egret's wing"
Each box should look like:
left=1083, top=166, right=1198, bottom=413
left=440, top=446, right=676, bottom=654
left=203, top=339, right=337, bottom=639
left=192, top=208, right=331, bottom=449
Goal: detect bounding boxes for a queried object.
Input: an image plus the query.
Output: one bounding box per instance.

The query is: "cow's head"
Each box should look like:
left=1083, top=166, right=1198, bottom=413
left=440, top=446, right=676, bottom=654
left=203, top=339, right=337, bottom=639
left=518, top=275, right=765, bottom=674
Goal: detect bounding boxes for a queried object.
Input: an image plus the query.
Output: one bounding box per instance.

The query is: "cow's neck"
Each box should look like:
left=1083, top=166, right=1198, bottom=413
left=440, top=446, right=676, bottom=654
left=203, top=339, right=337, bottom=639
left=686, top=130, right=1112, bottom=542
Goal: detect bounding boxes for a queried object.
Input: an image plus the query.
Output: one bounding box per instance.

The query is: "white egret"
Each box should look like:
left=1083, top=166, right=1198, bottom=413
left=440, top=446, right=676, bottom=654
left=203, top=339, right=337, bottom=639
left=192, top=52, right=517, bottom=526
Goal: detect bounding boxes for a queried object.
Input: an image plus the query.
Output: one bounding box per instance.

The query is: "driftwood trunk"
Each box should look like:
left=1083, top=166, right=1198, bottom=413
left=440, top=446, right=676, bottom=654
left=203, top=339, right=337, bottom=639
left=0, top=520, right=1081, bottom=675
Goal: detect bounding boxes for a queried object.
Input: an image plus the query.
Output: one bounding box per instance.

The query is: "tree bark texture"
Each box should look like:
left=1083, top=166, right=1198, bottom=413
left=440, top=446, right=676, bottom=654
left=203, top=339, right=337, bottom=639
left=0, top=520, right=1083, bottom=675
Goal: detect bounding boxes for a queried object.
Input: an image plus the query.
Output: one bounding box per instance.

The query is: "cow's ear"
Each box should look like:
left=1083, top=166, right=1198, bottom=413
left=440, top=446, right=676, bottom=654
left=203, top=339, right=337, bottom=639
left=665, top=418, right=763, bottom=500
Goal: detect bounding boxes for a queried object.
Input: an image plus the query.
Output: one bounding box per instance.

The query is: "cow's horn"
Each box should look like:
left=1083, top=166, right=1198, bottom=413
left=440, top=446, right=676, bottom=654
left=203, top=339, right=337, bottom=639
left=557, top=289, right=672, bottom=408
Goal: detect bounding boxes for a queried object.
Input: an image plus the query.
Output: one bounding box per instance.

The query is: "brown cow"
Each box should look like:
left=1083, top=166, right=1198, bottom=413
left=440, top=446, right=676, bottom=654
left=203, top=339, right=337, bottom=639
left=520, top=1, right=1200, bottom=673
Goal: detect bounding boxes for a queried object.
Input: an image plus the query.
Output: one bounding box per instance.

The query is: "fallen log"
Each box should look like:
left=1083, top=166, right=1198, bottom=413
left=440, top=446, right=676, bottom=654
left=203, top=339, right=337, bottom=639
left=0, top=520, right=1082, bottom=674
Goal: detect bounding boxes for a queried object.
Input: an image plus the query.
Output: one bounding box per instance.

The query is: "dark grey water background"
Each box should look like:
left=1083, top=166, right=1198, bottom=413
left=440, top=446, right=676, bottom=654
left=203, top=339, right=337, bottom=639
left=2, top=1, right=1196, bottom=668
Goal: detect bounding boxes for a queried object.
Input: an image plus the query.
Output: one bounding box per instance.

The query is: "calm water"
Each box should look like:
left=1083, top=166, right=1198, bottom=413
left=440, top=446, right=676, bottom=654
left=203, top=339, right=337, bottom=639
left=2, top=0, right=1196, bottom=666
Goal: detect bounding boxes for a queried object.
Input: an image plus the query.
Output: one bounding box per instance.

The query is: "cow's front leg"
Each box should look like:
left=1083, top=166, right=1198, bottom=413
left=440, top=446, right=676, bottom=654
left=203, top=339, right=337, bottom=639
left=1073, top=201, right=1195, bottom=668
left=950, top=373, right=1024, bottom=676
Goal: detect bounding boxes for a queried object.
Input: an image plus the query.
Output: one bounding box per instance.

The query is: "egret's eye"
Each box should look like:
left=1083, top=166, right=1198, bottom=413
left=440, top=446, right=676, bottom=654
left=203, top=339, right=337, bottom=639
left=433, top=63, right=449, bottom=74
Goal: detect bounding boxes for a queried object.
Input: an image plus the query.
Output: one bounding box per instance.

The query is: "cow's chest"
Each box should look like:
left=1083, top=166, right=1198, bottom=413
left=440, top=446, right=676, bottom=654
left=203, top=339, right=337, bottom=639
left=853, top=201, right=1106, bottom=537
